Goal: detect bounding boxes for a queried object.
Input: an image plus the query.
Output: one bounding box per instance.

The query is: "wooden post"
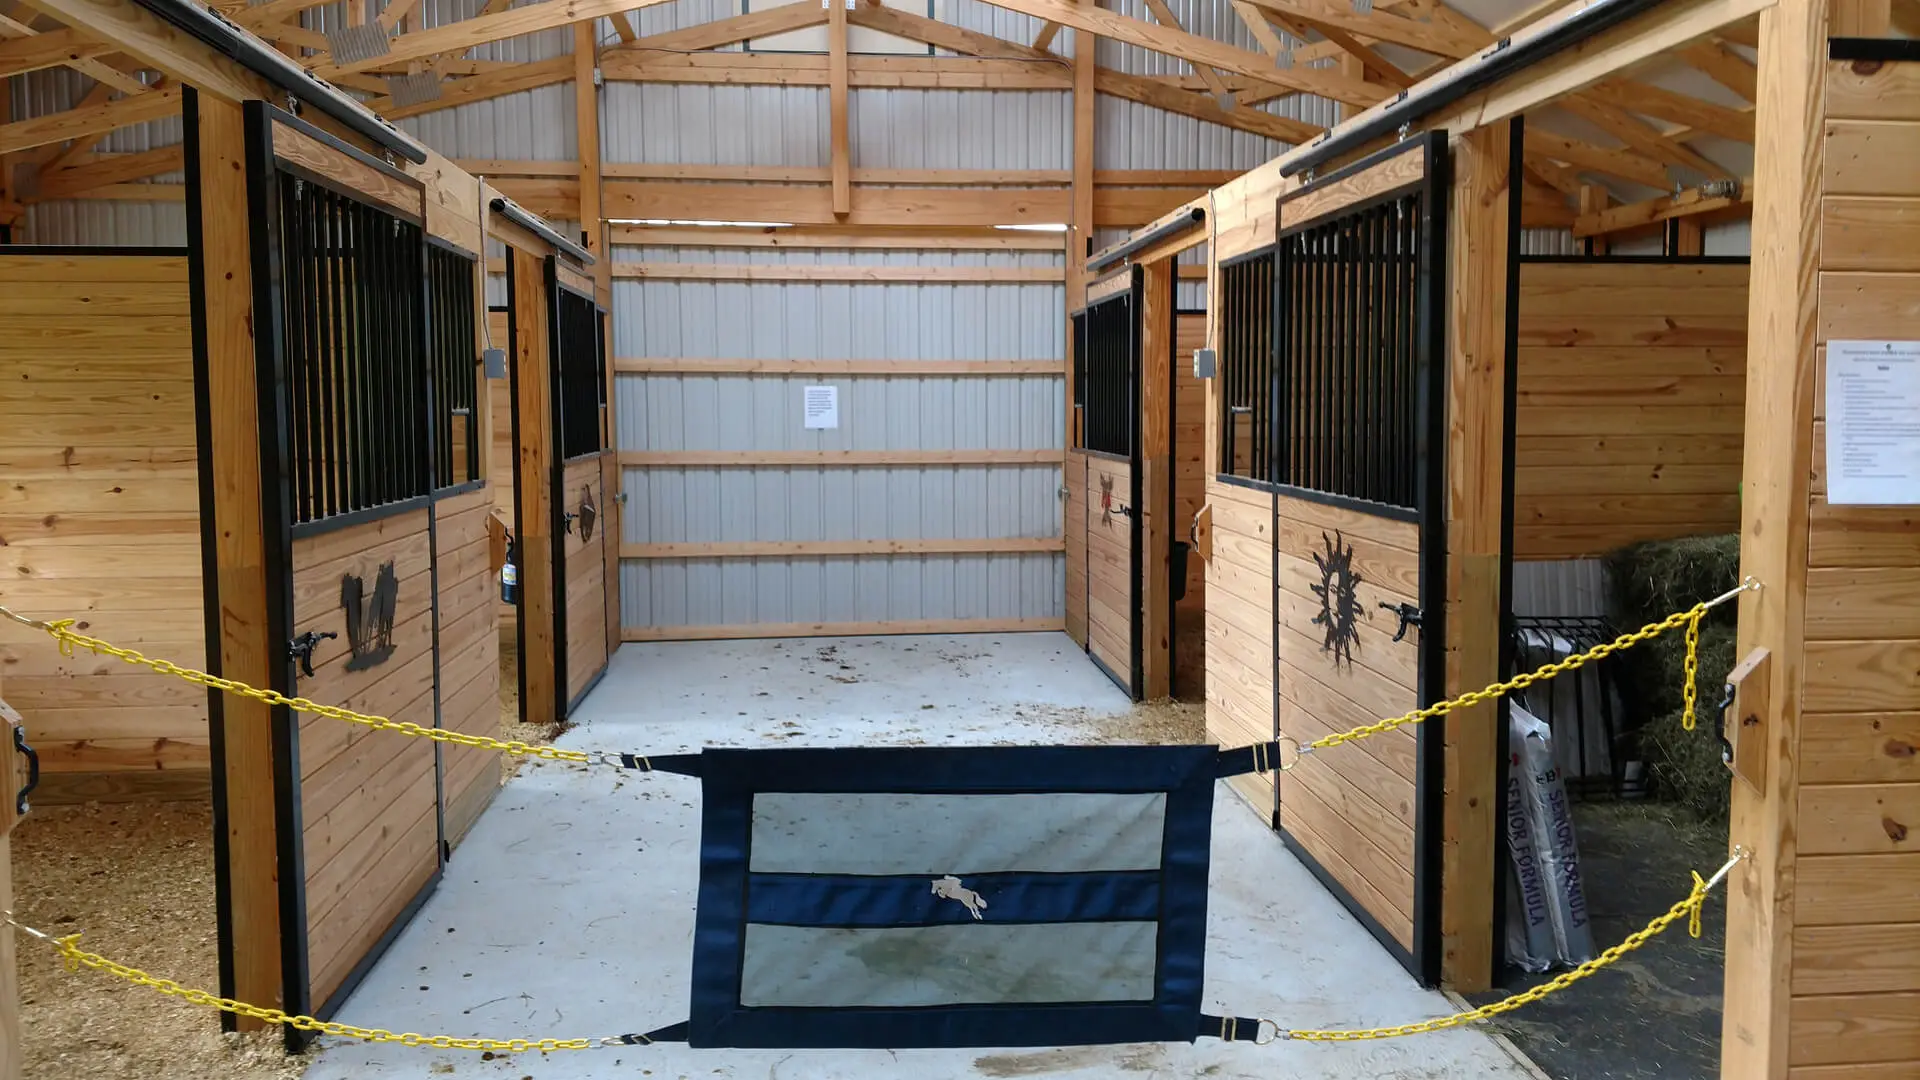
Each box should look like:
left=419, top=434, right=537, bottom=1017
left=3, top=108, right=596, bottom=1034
left=1440, top=120, right=1513, bottom=994
left=2, top=688, right=21, bottom=1080
left=1720, top=0, right=1826, bottom=1073
left=511, top=246, right=558, bottom=728
left=1139, top=258, right=1174, bottom=700
left=1579, top=185, right=1610, bottom=255
left=827, top=0, right=851, bottom=218
left=1064, top=26, right=1095, bottom=649
left=188, top=91, right=285, bottom=1023
left=574, top=21, right=621, bottom=658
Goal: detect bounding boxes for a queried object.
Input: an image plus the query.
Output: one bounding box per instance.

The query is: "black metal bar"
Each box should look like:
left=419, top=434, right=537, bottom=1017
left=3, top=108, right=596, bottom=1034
left=1493, top=113, right=1525, bottom=975
left=1829, top=36, right=1920, bottom=61
left=1085, top=206, right=1206, bottom=274
left=491, top=196, right=595, bottom=265
left=1413, top=129, right=1452, bottom=989
left=1282, top=0, right=1673, bottom=178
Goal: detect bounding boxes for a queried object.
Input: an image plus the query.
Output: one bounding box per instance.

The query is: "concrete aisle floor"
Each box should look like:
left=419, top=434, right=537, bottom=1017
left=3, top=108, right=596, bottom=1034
left=305, top=633, right=1537, bottom=1080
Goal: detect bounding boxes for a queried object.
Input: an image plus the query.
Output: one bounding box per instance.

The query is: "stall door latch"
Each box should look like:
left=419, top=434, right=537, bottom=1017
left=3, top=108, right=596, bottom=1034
left=1380, top=602, right=1422, bottom=643
left=289, top=630, right=338, bottom=678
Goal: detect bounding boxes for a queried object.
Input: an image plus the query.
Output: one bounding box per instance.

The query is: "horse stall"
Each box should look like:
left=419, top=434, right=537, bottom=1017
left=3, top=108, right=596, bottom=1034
left=497, top=224, right=613, bottom=726
left=1065, top=261, right=1186, bottom=701
left=0, top=246, right=204, bottom=804
left=173, top=91, right=513, bottom=1039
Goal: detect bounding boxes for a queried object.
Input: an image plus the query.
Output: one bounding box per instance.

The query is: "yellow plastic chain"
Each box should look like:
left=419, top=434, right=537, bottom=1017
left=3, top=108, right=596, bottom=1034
left=1282, top=849, right=1745, bottom=1042
left=0, top=606, right=594, bottom=766
left=1, top=913, right=643, bottom=1052
left=1274, top=580, right=1754, bottom=768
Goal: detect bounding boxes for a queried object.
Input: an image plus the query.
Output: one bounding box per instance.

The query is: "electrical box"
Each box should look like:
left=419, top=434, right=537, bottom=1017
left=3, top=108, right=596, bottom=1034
left=1193, top=348, right=1216, bottom=379
left=483, top=347, right=507, bottom=379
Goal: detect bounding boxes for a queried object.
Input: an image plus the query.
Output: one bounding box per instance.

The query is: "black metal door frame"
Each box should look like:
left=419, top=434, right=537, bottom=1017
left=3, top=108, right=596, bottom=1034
left=224, top=99, right=447, bottom=1047
left=1266, top=132, right=1450, bottom=986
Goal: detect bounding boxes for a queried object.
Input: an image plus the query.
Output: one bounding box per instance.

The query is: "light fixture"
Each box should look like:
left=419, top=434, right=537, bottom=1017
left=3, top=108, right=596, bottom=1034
left=993, top=223, right=1069, bottom=232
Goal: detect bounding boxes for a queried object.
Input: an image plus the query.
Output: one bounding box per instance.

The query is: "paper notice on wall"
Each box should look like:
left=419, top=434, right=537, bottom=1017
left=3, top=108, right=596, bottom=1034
left=1828, top=341, right=1920, bottom=505
left=804, top=386, right=839, bottom=430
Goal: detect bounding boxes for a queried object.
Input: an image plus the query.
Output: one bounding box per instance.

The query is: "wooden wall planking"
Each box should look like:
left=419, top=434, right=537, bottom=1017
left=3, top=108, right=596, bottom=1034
left=436, top=486, right=503, bottom=847
left=288, top=510, right=440, bottom=1008
left=1139, top=260, right=1174, bottom=702
left=1273, top=493, right=1422, bottom=950
left=510, top=250, right=558, bottom=728
left=1203, top=479, right=1274, bottom=817
left=1086, top=456, right=1135, bottom=687
left=561, top=454, right=609, bottom=706
left=1512, top=260, right=1751, bottom=558
left=1770, top=53, right=1920, bottom=1080
left=0, top=253, right=207, bottom=794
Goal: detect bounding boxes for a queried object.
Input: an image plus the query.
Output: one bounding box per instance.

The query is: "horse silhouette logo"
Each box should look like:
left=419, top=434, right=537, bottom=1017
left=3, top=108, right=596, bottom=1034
left=578, top=487, right=597, bottom=543
left=341, top=560, right=399, bottom=672
left=931, top=875, right=988, bottom=920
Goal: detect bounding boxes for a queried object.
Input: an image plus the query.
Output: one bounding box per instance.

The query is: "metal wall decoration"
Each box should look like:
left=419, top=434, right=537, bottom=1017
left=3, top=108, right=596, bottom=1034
left=578, top=487, right=597, bottom=542
left=1099, top=473, right=1115, bottom=517
left=341, top=560, right=400, bottom=671
left=1310, top=530, right=1366, bottom=669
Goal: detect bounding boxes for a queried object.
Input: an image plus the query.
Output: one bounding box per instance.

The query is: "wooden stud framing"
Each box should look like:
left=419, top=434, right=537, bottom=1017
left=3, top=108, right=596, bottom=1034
left=1139, top=257, right=1175, bottom=701
left=827, top=0, right=850, bottom=217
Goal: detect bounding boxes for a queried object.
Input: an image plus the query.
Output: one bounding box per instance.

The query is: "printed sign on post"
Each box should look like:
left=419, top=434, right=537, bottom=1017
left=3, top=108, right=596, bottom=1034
left=1827, top=340, right=1920, bottom=505
left=804, top=385, right=839, bottom=430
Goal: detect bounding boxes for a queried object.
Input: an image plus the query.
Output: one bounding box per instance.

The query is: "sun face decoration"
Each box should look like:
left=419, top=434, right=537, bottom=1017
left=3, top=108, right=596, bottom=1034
left=1310, top=530, right=1366, bottom=669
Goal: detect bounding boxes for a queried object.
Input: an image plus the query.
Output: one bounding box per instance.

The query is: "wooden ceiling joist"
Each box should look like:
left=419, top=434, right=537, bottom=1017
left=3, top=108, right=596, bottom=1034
left=1524, top=129, right=1671, bottom=189
left=1572, top=178, right=1750, bottom=237
left=313, top=0, right=674, bottom=77
left=1580, top=77, right=1756, bottom=142
left=601, top=51, right=1071, bottom=89
left=1239, top=0, right=1485, bottom=58
left=0, top=25, right=105, bottom=80
left=1555, top=94, right=1734, bottom=181
left=30, top=142, right=180, bottom=199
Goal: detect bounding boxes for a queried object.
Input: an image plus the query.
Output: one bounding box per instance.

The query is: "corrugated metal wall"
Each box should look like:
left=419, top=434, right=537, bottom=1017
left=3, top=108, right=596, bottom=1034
left=610, top=244, right=1066, bottom=634
left=8, top=66, right=184, bottom=244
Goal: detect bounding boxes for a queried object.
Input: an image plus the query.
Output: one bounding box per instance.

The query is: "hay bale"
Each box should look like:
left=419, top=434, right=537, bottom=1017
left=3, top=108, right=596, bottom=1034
left=1605, top=534, right=1741, bottom=629
left=1602, top=534, right=1742, bottom=825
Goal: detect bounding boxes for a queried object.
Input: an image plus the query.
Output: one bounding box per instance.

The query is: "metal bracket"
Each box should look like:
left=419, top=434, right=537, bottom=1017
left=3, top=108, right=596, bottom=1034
left=5, top=700, right=35, bottom=819
left=1380, top=601, right=1422, bottom=643
left=562, top=510, right=579, bottom=535
left=288, top=629, right=338, bottom=678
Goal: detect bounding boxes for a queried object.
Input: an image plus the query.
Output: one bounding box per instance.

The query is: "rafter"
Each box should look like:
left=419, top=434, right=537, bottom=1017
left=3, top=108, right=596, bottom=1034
left=602, top=51, right=1070, bottom=88
left=313, top=0, right=673, bottom=77
left=949, top=0, right=1386, bottom=104
left=1139, top=0, right=1230, bottom=97
left=602, top=2, right=829, bottom=62
left=1580, top=78, right=1756, bottom=142
left=0, top=27, right=109, bottom=80
left=30, top=142, right=179, bottom=198
left=1556, top=94, right=1733, bottom=180
left=1523, top=154, right=1582, bottom=196
left=0, top=82, right=179, bottom=155
left=1097, top=66, right=1321, bottom=142
left=1525, top=129, right=1671, bottom=189
left=1237, top=0, right=1485, bottom=58
left=1030, top=20, right=1060, bottom=49
left=0, top=9, right=144, bottom=91
left=366, top=54, right=571, bottom=118
left=1675, top=37, right=1756, bottom=101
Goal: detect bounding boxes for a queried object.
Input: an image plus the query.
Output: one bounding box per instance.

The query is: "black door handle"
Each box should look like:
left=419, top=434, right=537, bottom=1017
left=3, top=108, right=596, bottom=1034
left=14, top=722, right=39, bottom=816
left=1380, top=602, right=1422, bottom=643
left=289, top=630, right=338, bottom=678
left=562, top=510, right=578, bottom=535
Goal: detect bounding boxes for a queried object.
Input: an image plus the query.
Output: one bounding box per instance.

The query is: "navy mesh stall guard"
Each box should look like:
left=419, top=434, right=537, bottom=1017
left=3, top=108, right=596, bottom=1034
left=670, top=743, right=1227, bottom=1050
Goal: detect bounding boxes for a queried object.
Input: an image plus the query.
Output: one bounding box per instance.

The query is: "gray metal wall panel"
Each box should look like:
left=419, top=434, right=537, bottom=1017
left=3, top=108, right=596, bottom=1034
left=22, top=201, right=189, bottom=245
left=612, top=242, right=1066, bottom=632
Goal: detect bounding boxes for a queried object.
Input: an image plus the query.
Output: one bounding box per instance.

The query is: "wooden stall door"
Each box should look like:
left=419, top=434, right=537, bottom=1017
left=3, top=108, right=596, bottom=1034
left=549, top=272, right=612, bottom=717
left=1077, top=273, right=1144, bottom=698
left=1269, top=136, right=1448, bottom=985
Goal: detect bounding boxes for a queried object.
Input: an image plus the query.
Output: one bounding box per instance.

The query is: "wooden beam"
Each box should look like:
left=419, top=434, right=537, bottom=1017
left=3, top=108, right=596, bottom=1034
left=1524, top=128, right=1673, bottom=188
left=1140, top=0, right=1231, bottom=96
left=623, top=537, right=1065, bottom=558
left=617, top=449, right=1065, bottom=466
left=1678, top=37, right=1758, bottom=101
left=1231, top=0, right=1290, bottom=57
left=598, top=2, right=830, bottom=65
left=1139, top=256, right=1173, bottom=700
left=472, top=159, right=1235, bottom=187
left=1240, top=0, right=1488, bottom=57
left=376, top=0, right=425, bottom=31
left=315, top=0, right=674, bottom=76
left=1579, top=183, right=1610, bottom=252
left=600, top=51, right=1070, bottom=89
left=869, top=0, right=1387, bottom=104
left=2, top=690, right=21, bottom=1080
left=16, top=0, right=259, bottom=101
left=1556, top=94, right=1736, bottom=180
left=367, top=55, right=572, bottom=120
left=191, top=89, right=284, bottom=1032
left=624, top=616, right=1063, bottom=642
left=1096, top=66, right=1322, bottom=143
left=614, top=357, right=1065, bottom=374
left=1441, top=118, right=1514, bottom=995
left=1581, top=77, right=1757, bottom=142
left=0, top=10, right=145, bottom=92
left=0, top=26, right=107, bottom=81
left=600, top=179, right=1069, bottom=228
left=828, top=0, right=850, bottom=217
left=607, top=224, right=1064, bottom=249
left=0, top=83, right=180, bottom=155
left=607, top=10, right=637, bottom=42
left=1031, top=20, right=1061, bottom=49
left=609, top=262, right=1064, bottom=282
left=43, top=179, right=183, bottom=199
left=1524, top=153, right=1583, bottom=194
left=1572, top=178, right=1750, bottom=236
left=1071, top=20, right=1093, bottom=312
left=509, top=245, right=558, bottom=727
left=572, top=22, right=603, bottom=268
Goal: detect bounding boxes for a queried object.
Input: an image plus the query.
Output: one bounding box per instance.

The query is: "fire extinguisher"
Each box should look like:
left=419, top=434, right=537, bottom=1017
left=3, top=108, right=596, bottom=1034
left=500, top=530, right=519, bottom=606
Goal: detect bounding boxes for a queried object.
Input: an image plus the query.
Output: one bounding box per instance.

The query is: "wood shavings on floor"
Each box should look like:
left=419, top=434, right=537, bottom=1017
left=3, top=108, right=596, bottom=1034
left=12, top=800, right=306, bottom=1080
